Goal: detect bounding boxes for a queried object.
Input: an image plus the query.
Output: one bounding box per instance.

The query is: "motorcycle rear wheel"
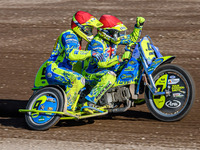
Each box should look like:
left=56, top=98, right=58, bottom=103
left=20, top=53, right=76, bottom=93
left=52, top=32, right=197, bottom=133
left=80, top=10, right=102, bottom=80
left=145, top=64, right=195, bottom=121
left=25, top=87, right=64, bottom=130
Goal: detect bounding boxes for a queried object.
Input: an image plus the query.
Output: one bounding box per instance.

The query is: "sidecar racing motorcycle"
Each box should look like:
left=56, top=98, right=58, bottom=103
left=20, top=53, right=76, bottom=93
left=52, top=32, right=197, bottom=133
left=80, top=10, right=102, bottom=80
left=19, top=36, right=195, bottom=130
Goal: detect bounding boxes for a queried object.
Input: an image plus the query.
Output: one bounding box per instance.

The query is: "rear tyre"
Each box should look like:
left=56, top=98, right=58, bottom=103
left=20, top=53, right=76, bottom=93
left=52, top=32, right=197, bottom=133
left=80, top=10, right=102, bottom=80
left=145, top=64, right=195, bottom=121
left=25, top=87, right=64, bottom=130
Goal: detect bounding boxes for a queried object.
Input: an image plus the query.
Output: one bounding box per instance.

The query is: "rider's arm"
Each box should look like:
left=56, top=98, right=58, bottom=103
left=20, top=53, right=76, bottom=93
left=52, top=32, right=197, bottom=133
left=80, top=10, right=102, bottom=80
left=119, top=17, right=145, bottom=46
left=130, top=25, right=143, bottom=45
left=68, top=49, right=92, bottom=61
left=97, top=56, right=121, bottom=68
left=62, top=33, right=92, bottom=61
left=87, top=39, right=120, bottom=68
left=119, top=25, right=143, bottom=46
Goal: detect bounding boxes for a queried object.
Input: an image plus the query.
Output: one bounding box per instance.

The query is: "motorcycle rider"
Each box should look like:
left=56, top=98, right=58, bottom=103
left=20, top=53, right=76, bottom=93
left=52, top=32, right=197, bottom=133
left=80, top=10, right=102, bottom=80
left=81, top=15, right=145, bottom=113
left=45, top=11, right=104, bottom=111
left=87, top=15, right=145, bottom=64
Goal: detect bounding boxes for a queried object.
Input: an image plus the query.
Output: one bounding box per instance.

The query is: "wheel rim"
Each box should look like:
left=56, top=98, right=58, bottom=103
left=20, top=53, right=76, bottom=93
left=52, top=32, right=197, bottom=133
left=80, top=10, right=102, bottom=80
left=148, top=69, right=190, bottom=117
left=27, top=91, right=59, bottom=125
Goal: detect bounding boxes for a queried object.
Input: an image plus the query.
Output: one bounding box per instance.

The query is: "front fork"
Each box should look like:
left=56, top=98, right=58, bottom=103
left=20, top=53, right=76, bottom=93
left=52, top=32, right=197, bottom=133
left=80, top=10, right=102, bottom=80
left=143, top=73, right=166, bottom=96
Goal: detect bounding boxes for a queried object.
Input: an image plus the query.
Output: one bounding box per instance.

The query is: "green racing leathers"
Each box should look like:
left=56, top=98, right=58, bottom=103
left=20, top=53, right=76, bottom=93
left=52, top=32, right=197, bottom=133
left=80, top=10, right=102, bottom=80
left=45, top=29, right=93, bottom=110
left=82, top=25, right=143, bottom=104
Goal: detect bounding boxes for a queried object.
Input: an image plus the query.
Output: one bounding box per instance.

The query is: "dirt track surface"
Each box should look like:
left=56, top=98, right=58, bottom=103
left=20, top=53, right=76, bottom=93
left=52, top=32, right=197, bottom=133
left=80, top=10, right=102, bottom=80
left=0, top=0, right=200, bottom=149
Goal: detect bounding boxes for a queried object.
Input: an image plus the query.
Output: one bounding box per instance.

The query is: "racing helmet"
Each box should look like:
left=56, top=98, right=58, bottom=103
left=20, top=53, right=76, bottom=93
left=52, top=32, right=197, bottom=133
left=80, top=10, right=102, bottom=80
left=71, top=11, right=103, bottom=42
left=98, top=15, right=127, bottom=44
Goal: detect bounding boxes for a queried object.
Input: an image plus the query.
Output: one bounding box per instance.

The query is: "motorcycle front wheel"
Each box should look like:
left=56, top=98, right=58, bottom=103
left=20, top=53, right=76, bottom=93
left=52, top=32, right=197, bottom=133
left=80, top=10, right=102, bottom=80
left=25, top=87, right=64, bottom=130
left=145, top=64, right=195, bottom=121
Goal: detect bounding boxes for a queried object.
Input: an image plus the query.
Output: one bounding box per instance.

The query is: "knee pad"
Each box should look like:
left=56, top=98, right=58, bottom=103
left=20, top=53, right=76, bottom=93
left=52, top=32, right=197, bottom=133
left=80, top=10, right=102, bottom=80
left=108, top=71, right=116, bottom=77
left=81, top=77, right=85, bottom=86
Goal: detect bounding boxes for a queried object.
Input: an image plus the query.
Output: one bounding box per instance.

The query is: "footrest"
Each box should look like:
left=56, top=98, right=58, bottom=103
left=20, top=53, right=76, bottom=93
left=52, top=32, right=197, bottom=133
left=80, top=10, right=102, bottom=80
left=80, top=106, right=104, bottom=113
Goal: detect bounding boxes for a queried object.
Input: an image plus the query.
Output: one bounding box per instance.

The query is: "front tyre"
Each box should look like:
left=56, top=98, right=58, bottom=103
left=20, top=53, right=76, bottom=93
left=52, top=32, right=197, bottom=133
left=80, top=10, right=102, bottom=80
left=25, top=87, right=64, bottom=130
left=145, top=64, right=195, bottom=121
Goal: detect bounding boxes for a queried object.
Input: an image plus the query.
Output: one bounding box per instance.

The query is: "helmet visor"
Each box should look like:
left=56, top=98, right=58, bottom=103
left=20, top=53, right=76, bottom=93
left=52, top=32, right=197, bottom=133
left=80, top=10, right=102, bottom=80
left=108, top=29, right=126, bottom=41
left=82, top=26, right=93, bottom=36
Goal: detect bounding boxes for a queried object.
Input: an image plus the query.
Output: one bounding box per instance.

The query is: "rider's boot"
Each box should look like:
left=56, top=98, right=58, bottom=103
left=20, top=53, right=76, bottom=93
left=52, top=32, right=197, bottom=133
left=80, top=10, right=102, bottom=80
left=82, top=101, right=95, bottom=114
left=81, top=98, right=111, bottom=114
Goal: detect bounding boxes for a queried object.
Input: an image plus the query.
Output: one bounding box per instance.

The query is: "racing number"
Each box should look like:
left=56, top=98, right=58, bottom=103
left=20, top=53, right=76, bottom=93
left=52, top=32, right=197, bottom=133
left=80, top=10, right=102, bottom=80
left=154, top=85, right=164, bottom=99
left=147, top=43, right=152, bottom=51
left=41, top=67, right=46, bottom=80
left=33, top=100, right=42, bottom=110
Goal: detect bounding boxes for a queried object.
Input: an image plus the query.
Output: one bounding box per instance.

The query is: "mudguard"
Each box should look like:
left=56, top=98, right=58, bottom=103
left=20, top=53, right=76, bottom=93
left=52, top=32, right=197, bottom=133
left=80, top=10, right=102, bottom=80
left=33, top=61, right=49, bottom=90
left=147, top=56, right=175, bottom=75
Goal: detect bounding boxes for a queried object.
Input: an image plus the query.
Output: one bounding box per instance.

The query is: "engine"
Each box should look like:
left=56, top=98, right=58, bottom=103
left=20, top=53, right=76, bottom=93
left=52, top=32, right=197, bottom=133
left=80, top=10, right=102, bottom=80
left=98, top=86, right=131, bottom=108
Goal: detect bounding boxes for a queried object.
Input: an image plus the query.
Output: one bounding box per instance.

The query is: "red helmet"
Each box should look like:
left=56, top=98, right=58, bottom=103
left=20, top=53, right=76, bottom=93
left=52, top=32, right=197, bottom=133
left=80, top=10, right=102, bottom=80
left=71, top=11, right=103, bottom=42
left=98, top=15, right=127, bottom=44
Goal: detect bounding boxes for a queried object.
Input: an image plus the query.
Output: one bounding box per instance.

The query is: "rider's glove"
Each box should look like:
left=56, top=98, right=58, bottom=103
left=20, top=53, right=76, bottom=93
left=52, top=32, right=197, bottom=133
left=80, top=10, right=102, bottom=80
left=92, top=51, right=104, bottom=61
left=136, top=17, right=145, bottom=28
left=122, top=51, right=132, bottom=61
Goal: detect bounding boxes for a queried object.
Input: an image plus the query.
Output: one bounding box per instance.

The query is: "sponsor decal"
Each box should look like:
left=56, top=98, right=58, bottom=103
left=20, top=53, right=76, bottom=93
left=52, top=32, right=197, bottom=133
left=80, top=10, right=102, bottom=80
left=172, top=85, right=185, bottom=92
left=148, top=67, right=154, bottom=72
left=92, top=43, right=98, bottom=46
left=159, top=78, right=166, bottom=84
left=129, top=61, right=136, bottom=65
left=120, top=26, right=126, bottom=30
left=47, top=98, right=56, bottom=103
left=169, top=75, right=176, bottom=79
left=47, top=107, right=53, bottom=111
left=165, top=100, right=181, bottom=108
left=80, top=51, right=89, bottom=55
left=55, top=76, right=63, bottom=81
left=152, top=58, right=163, bottom=66
left=149, top=52, right=154, bottom=55
left=93, top=47, right=103, bottom=50
left=47, top=73, right=52, bottom=78
left=96, top=81, right=112, bottom=99
left=120, top=73, right=133, bottom=80
left=65, top=39, right=77, bottom=43
left=168, top=85, right=171, bottom=89
left=66, top=35, right=72, bottom=38
left=173, top=93, right=184, bottom=98
left=89, top=85, right=103, bottom=97
left=38, top=117, right=45, bottom=122
left=179, top=90, right=186, bottom=94
left=168, top=78, right=180, bottom=85
left=124, top=66, right=134, bottom=71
